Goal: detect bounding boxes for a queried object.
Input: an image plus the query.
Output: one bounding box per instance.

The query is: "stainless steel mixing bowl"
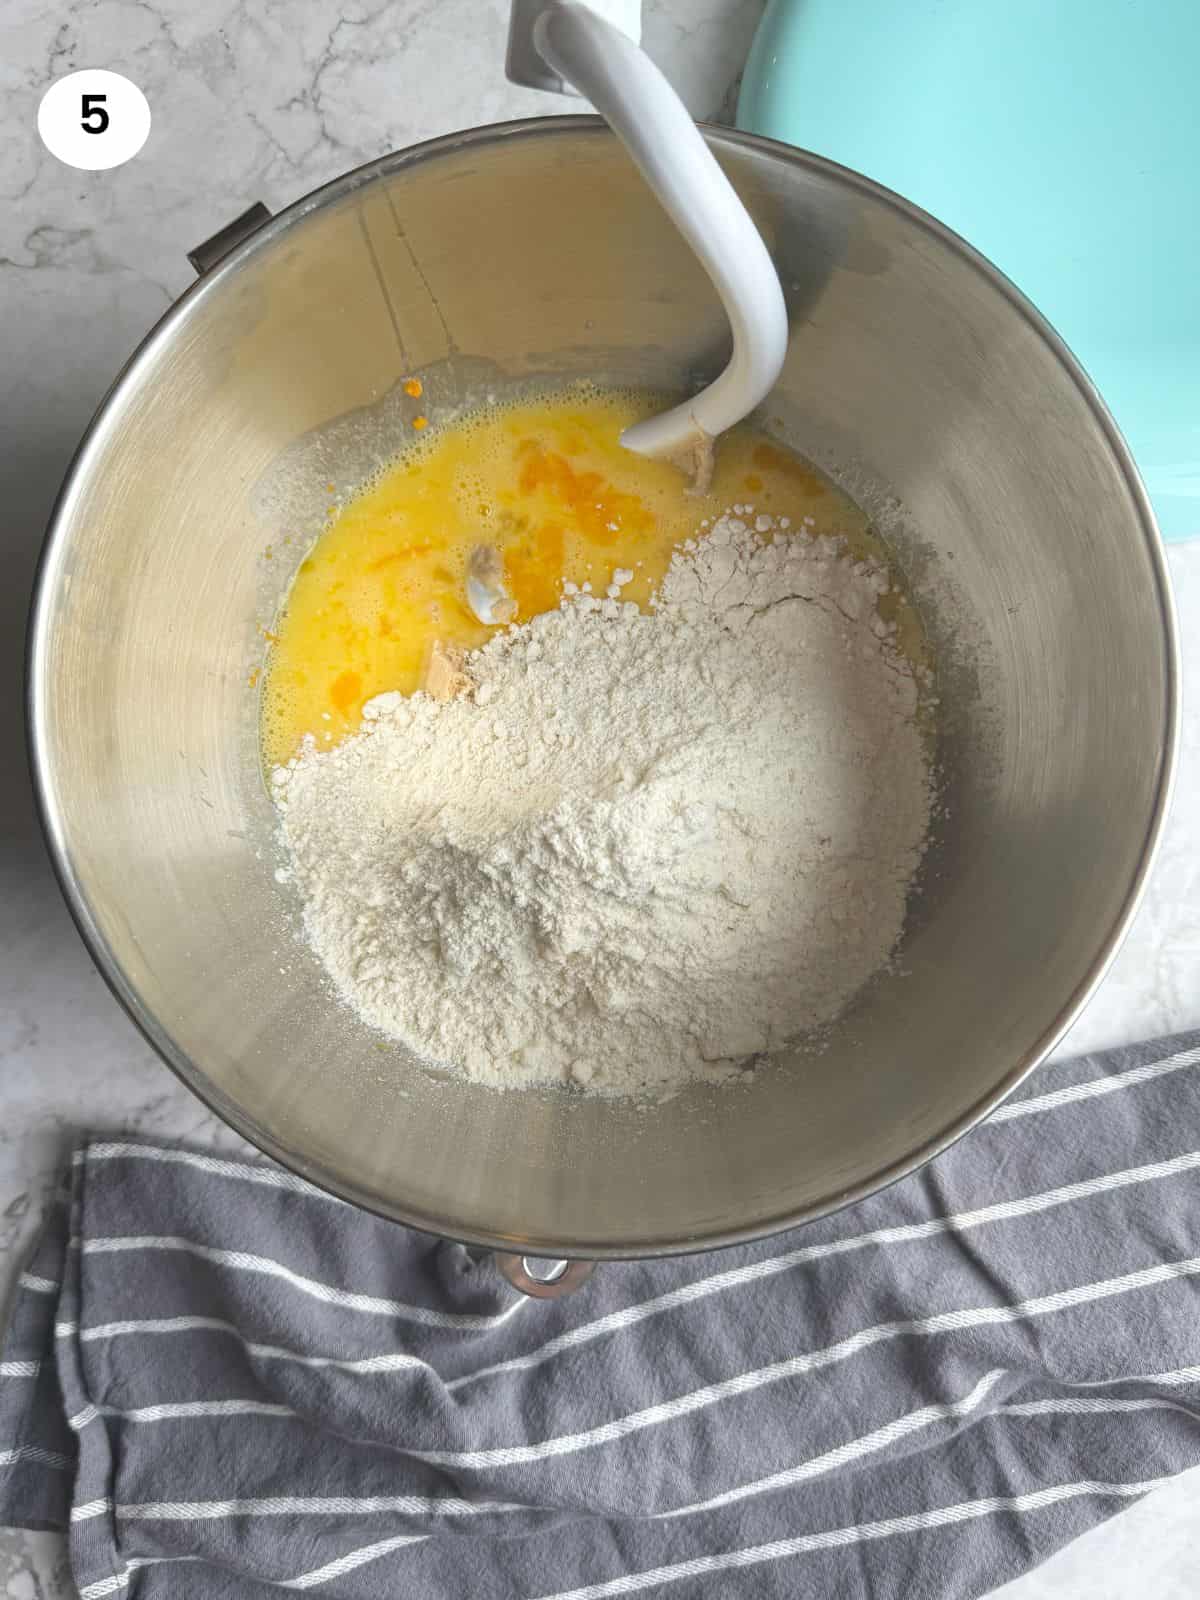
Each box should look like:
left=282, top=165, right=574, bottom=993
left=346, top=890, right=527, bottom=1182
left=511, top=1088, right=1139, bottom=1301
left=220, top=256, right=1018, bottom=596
left=29, top=119, right=1178, bottom=1260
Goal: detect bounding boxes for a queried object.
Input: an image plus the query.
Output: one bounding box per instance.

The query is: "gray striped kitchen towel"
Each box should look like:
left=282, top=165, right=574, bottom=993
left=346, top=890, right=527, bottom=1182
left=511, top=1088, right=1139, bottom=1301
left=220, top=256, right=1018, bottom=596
left=3, top=1031, right=1200, bottom=1599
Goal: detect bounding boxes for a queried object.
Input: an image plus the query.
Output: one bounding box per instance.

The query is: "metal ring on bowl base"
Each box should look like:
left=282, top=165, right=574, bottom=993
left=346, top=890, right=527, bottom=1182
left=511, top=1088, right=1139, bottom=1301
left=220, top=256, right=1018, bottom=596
left=495, top=1254, right=595, bottom=1298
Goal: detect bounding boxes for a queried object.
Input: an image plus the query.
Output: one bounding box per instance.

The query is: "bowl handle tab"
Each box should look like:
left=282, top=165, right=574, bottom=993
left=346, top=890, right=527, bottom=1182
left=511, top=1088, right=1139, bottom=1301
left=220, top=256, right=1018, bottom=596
left=187, top=201, right=273, bottom=277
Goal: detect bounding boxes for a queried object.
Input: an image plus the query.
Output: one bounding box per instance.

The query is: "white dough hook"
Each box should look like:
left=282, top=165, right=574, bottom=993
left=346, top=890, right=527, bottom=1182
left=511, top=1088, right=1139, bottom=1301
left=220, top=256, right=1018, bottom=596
left=507, top=0, right=789, bottom=478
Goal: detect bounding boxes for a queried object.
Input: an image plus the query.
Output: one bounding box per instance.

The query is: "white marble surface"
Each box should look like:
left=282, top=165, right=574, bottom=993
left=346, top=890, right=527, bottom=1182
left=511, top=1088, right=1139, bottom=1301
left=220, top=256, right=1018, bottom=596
left=1, top=0, right=1197, bottom=1593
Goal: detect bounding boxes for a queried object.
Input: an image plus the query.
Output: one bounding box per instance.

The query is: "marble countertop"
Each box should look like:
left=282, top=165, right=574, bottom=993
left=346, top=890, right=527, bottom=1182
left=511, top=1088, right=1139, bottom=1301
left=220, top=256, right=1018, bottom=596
left=2, top=1, right=1197, bottom=1593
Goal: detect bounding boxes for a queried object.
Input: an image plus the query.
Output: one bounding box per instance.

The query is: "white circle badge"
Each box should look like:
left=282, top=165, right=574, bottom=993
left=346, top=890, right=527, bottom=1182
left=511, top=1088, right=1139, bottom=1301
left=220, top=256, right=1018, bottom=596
left=38, top=70, right=151, bottom=171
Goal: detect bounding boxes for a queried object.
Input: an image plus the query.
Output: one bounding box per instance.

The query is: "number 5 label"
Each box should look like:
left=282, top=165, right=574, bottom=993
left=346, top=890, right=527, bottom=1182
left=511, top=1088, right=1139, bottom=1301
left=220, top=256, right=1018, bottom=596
left=38, top=70, right=150, bottom=171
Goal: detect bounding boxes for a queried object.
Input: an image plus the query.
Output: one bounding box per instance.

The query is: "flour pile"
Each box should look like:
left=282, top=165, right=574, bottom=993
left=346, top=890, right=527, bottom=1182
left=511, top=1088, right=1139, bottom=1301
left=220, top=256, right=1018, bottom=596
left=272, top=512, right=932, bottom=1095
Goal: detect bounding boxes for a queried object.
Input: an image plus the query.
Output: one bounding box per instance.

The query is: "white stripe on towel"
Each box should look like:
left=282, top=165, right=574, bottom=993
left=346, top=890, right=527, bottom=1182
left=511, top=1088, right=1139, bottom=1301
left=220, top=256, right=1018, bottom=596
left=79, top=1236, right=524, bottom=1330
left=1003, top=1396, right=1200, bottom=1422
left=413, top=1254, right=1200, bottom=1469
left=72, top=1499, right=112, bottom=1523
left=280, top=1532, right=429, bottom=1589
left=68, top=1314, right=439, bottom=1379
left=55, top=1149, right=1200, bottom=1391
left=99, top=1399, right=297, bottom=1424
left=534, top=1476, right=1175, bottom=1600
left=992, top=1046, right=1200, bottom=1122
left=118, top=1492, right=524, bottom=1521
left=1079, top=1364, right=1200, bottom=1389
left=663, top=1373, right=1200, bottom=1523
left=17, top=1272, right=59, bottom=1295
left=92, top=1254, right=1200, bottom=1448
left=77, top=1577, right=128, bottom=1599
left=115, top=1373, right=1183, bottom=1535
left=662, top=1370, right=1009, bottom=1519
left=450, top=1146, right=1200, bottom=1393
left=82, top=1143, right=344, bottom=1202
left=85, top=1537, right=428, bottom=1595
left=0, top=1360, right=40, bottom=1378
left=0, top=1445, right=73, bottom=1470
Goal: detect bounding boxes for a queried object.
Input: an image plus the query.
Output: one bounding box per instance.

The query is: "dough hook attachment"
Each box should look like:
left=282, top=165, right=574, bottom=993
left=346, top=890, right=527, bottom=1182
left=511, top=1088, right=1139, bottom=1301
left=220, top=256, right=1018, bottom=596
left=508, top=0, right=789, bottom=482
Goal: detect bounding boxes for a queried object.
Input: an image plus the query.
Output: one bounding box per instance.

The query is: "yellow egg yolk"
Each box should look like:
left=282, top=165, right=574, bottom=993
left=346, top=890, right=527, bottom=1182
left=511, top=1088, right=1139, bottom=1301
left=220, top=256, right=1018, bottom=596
left=260, top=389, right=880, bottom=767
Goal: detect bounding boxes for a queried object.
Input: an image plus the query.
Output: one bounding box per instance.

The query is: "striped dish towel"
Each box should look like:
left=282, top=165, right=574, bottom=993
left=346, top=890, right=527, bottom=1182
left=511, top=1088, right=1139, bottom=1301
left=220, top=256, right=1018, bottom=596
left=3, top=1033, right=1200, bottom=1599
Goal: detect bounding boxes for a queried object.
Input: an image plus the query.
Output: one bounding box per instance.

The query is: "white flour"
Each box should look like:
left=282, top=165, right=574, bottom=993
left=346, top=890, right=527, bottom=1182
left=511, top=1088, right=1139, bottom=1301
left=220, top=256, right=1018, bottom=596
left=272, top=512, right=932, bottom=1095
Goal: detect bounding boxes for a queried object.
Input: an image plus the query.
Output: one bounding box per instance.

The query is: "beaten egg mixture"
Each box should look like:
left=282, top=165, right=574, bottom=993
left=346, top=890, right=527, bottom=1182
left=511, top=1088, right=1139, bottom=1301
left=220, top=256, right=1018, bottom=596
left=261, top=387, right=902, bottom=766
